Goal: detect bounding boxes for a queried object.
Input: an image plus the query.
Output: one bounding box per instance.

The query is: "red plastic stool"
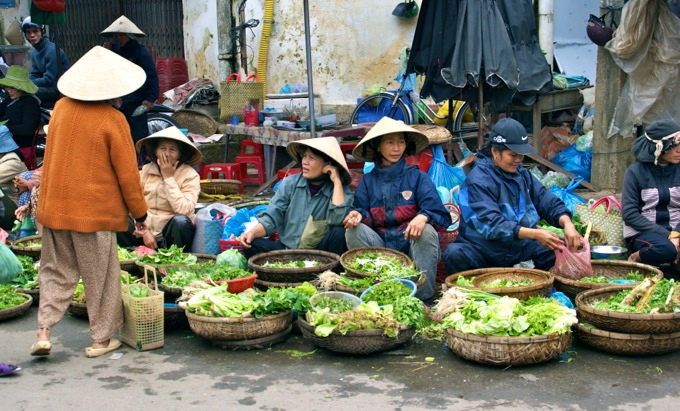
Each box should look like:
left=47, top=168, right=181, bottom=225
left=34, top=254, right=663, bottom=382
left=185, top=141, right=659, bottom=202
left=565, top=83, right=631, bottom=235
left=339, top=141, right=363, bottom=170
left=277, top=168, right=302, bottom=180
left=200, top=163, right=244, bottom=193
left=235, top=140, right=266, bottom=185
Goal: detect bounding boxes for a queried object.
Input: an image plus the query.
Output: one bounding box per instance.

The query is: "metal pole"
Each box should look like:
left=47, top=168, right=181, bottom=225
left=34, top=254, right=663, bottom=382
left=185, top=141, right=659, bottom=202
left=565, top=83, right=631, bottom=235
left=303, top=0, right=316, bottom=137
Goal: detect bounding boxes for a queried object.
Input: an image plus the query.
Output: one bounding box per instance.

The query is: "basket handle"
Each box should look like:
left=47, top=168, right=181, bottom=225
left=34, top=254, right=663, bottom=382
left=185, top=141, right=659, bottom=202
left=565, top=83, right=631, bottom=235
left=589, top=195, right=621, bottom=214
left=244, top=74, right=260, bottom=83
left=225, top=73, right=241, bottom=82
left=143, top=264, right=160, bottom=292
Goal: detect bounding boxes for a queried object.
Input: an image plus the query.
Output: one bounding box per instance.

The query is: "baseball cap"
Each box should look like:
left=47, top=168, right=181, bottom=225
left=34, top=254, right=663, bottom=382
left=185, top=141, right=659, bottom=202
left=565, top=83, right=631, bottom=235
left=489, top=118, right=536, bottom=155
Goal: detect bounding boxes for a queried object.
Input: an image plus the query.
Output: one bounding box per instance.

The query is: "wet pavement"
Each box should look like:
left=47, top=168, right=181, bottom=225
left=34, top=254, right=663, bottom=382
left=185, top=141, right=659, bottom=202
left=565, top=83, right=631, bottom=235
left=2, top=304, right=679, bottom=410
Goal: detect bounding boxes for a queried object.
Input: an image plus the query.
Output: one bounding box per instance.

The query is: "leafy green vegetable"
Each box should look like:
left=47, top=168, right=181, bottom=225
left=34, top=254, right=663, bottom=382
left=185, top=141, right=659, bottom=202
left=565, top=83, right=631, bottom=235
left=481, top=278, right=532, bottom=288
left=262, top=260, right=321, bottom=268
left=129, top=285, right=150, bottom=298
left=162, top=262, right=254, bottom=288
left=362, top=280, right=411, bottom=306
left=216, top=248, right=247, bottom=270
left=311, top=297, right=355, bottom=313
left=11, top=255, right=39, bottom=290
left=0, top=284, right=28, bottom=309
left=306, top=301, right=402, bottom=337
left=393, top=296, right=432, bottom=328
left=117, top=246, right=137, bottom=261
left=591, top=278, right=678, bottom=313
left=348, top=251, right=420, bottom=278
left=138, top=244, right=197, bottom=265
left=338, top=274, right=375, bottom=289
left=579, top=271, right=645, bottom=284
left=455, top=276, right=474, bottom=286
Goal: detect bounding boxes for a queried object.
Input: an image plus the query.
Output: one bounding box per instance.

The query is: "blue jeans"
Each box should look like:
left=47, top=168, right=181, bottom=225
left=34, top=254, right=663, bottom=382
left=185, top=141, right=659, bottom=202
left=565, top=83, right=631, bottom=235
left=626, top=232, right=677, bottom=266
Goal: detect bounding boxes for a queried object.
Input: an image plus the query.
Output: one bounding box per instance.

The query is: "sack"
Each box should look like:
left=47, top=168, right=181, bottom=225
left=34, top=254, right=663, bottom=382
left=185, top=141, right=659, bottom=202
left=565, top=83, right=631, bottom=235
left=120, top=266, right=164, bottom=351
left=548, top=177, right=586, bottom=213
left=427, top=145, right=466, bottom=192
left=33, top=0, right=66, bottom=12
left=192, top=203, right=235, bottom=255
left=218, top=73, right=264, bottom=122
left=575, top=196, right=624, bottom=247
left=553, top=241, right=593, bottom=280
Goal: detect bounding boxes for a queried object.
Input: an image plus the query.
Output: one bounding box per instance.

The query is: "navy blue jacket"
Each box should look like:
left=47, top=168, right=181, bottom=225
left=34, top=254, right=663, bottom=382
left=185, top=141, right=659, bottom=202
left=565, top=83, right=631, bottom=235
left=114, top=39, right=159, bottom=105
left=29, top=37, right=70, bottom=88
left=352, top=158, right=451, bottom=254
left=457, top=154, right=570, bottom=262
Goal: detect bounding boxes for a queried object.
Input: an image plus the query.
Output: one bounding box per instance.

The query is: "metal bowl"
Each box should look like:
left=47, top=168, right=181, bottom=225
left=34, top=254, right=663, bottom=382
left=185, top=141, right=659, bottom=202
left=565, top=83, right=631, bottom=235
left=591, top=245, right=627, bottom=260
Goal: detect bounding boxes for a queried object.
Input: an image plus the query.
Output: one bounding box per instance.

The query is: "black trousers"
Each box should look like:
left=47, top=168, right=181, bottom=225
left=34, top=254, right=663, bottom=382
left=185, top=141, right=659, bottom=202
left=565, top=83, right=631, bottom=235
left=117, top=214, right=196, bottom=251
left=242, top=226, right=347, bottom=259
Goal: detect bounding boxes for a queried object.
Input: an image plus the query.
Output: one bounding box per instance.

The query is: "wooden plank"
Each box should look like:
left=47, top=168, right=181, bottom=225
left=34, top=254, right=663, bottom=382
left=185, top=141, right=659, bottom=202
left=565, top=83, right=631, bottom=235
left=527, top=153, right=598, bottom=191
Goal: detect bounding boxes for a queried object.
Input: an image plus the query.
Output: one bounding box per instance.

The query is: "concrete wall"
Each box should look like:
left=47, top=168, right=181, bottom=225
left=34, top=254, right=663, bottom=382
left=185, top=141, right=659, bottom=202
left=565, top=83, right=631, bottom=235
left=0, top=0, right=30, bottom=46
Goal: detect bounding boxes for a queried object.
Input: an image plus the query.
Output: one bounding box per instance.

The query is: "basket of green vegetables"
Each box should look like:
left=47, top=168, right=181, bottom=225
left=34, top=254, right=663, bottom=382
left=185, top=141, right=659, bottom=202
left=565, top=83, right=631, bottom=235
left=575, top=276, right=680, bottom=334
left=12, top=255, right=40, bottom=305
left=0, top=285, right=33, bottom=322
left=470, top=269, right=553, bottom=300
left=340, top=247, right=416, bottom=279
left=118, top=246, right=139, bottom=273
left=10, top=234, right=42, bottom=258
left=160, top=262, right=257, bottom=295
left=574, top=323, right=680, bottom=355
left=248, top=249, right=340, bottom=283
left=551, top=260, right=663, bottom=299
left=135, top=245, right=210, bottom=270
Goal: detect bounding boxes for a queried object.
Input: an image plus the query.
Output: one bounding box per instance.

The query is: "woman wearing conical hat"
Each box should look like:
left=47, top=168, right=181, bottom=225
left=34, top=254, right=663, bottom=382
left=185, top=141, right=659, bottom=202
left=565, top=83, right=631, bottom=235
left=101, top=15, right=159, bottom=143
left=31, top=46, right=149, bottom=358
left=116, top=126, right=202, bottom=250
left=240, top=137, right=353, bottom=257
left=343, top=117, right=452, bottom=302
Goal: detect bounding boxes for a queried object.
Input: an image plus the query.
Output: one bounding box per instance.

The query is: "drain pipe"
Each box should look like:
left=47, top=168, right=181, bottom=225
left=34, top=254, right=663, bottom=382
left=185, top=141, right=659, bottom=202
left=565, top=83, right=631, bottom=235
left=538, top=0, right=554, bottom=69
left=257, top=0, right=274, bottom=105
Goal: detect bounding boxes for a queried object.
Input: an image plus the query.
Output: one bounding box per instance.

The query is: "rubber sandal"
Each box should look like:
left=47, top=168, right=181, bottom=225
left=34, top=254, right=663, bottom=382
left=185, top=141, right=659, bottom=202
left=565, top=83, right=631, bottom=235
left=0, top=363, right=21, bottom=376
left=85, top=339, right=121, bottom=358
left=30, top=341, right=52, bottom=356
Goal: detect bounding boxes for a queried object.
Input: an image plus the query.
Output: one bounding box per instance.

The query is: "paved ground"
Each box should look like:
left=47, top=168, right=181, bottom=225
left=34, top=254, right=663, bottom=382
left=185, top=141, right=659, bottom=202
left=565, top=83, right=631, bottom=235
left=2, top=302, right=680, bottom=410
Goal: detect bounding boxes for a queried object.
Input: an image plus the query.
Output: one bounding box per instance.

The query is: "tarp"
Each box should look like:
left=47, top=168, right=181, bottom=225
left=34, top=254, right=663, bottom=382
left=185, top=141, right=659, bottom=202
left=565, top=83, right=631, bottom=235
left=407, top=0, right=552, bottom=110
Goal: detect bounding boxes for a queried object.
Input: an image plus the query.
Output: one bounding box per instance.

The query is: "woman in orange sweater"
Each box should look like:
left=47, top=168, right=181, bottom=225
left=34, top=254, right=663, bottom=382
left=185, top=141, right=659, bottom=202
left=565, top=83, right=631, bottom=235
left=31, top=47, right=149, bottom=358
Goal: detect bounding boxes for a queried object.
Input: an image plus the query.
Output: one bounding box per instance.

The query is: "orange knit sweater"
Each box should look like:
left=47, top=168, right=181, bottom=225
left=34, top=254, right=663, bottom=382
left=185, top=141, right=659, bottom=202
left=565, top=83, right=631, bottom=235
left=37, top=98, right=148, bottom=232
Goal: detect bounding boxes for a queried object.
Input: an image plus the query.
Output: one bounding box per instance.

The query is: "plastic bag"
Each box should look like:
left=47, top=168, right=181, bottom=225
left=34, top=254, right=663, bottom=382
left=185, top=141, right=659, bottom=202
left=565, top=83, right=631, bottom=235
left=540, top=126, right=576, bottom=161
left=553, top=241, right=593, bottom=280
left=550, top=291, right=574, bottom=309
left=0, top=236, right=22, bottom=283
left=221, top=205, right=268, bottom=240
left=552, top=145, right=592, bottom=182
left=192, top=204, right=235, bottom=255
left=575, top=131, right=593, bottom=152
left=541, top=171, right=571, bottom=189
left=427, top=145, right=466, bottom=192
left=548, top=177, right=586, bottom=213
left=529, top=166, right=544, bottom=182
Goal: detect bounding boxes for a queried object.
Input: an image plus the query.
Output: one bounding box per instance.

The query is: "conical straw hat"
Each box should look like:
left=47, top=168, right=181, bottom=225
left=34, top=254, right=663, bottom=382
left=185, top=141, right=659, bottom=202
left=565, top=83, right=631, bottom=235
left=57, top=46, right=146, bottom=101
left=352, top=117, right=429, bottom=162
left=410, top=124, right=452, bottom=144
left=286, top=137, right=351, bottom=185
left=136, top=126, right=202, bottom=166
left=100, top=15, right=146, bottom=37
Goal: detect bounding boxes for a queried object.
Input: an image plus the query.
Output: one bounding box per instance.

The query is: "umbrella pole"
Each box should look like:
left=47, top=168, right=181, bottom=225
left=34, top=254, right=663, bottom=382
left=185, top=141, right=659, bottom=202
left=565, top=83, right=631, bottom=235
left=477, top=85, right=484, bottom=150
left=303, top=0, right=316, bottom=137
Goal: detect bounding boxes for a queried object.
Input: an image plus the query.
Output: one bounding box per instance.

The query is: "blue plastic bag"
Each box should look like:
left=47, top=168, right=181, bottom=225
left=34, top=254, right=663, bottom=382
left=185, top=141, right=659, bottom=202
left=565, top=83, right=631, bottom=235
left=221, top=205, right=268, bottom=239
left=550, top=291, right=574, bottom=309
left=354, top=90, right=411, bottom=124
left=552, top=145, right=592, bottom=182
left=427, top=145, right=466, bottom=192
left=548, top=177, right=586, bottom=213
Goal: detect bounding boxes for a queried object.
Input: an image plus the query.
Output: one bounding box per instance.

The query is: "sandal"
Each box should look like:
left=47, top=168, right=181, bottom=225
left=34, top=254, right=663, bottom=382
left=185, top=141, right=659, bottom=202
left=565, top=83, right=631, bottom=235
left=30, top=341, right=52, bottom=356
left=85, top=339, right=121, bottom=358
left=0, top=363, right=21, bottom=377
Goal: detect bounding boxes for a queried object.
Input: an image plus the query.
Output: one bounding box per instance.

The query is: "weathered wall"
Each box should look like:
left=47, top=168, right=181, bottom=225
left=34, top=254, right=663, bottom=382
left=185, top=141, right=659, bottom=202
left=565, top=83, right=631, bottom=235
left=181, top=0, right=419, bottom=106
left=0, top=0, right=30, bottom=45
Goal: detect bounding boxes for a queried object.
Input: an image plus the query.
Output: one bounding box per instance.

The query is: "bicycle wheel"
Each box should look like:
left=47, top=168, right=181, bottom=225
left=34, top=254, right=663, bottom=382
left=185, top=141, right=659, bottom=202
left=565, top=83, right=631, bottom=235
left=349, top=92, right=414, bottom=125
left=147, top=113, right=181, bottom=135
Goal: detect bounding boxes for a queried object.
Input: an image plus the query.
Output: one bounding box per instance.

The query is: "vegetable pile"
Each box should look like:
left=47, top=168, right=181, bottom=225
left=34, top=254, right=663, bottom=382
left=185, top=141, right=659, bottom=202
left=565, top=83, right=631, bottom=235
left=311, top=297, right=355, bottom=314
left=138, top=245, right=197, bottom=265
left=179, top=282, right=317, bottom=318
left=161, top=262, right=254, bottom=288
left=538, top=214, right=591, bottom=243
left=590, top=275, right=680, bottom=313
left=216, top=248, right=248, bottom=270
left=262, top=260, right=321, bottom=269
left=117, top=246, right=138, bottom=261
left=0, top=284, right=28, bottom=310
left=481, top=278, right=532, bottom=288
left=21, top=239, right=42, bottom=248
left=361, top=280, right=412, bottom=306
left=347, top=251, right=421, bottom=279
left=306, top=301, right=403, bottom=337
left=420, top=287, right=577, bottom=339
left=11, top=255, right=39, bottom=290
left=579, top=271, right=644, bottom=284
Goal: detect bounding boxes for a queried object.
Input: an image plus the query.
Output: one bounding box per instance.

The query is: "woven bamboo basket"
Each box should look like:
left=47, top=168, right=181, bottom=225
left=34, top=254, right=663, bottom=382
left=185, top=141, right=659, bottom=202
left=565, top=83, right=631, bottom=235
left=20, top=288, right=39, bottom=305
left=471, top=269, right=554, bottom=300
left=171, top=108, right=218, bottom=136
left=164, top=304, right=189, bottom=329
left=340, top=247, right=414, bottom=279
left=552, top=260, right=663, bottom=299
left=444, top=328, right=572, bottom=366
left=0, top=293, right=32, bottom=322
left=119, top=258, right=138, bottom=274
left=68, top=301, right=88, bottom=318
left=158, top=282, right=184, bottom=297
left=10, top=234, right=42, bottom=258
left=444, top=267, right=551, bottom=293
left=333, top=283, right=369, bottom=296
left=444, top=268, right=494, bottom=290
left=254, top=279, right=307, bottom=291
left=136, top=253, right=215, bottom=271
left=186, top=310, right=293, bottom=341
left=575, top=285, right=680, bottom=334
left=574, top=323, right=680, bottom=355
left=210, top=326, right=292, bottom=349
left=248, top=249, right=340, bottom=282
left=298, top=317, right=414, bottom=355
left=200, top=179, right=242, bottom=195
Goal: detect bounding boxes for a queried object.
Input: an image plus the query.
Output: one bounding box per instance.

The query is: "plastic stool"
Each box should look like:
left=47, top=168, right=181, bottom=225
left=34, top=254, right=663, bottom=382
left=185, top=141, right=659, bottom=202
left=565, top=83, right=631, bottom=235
left=235, top=140, right=266, bottom=185
left=200, top=163, right=244, bottom=193
left=339, top=141, right=363, bottom=170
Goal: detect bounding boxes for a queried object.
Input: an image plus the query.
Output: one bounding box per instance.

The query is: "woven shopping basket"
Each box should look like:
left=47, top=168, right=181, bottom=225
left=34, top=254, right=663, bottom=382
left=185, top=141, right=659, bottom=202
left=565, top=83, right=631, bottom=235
left=218, top=73, right=264, bottom=122
left=120, top=265, right=165, bottom=351
left=574, top=196, right=624, bottom=247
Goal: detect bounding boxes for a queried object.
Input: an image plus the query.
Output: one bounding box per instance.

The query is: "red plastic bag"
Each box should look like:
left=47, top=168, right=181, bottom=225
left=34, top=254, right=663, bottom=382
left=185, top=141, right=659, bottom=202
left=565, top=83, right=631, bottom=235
left=553, top=240, right=593, bottom=280
left=33, top=0, right=66, bottom=12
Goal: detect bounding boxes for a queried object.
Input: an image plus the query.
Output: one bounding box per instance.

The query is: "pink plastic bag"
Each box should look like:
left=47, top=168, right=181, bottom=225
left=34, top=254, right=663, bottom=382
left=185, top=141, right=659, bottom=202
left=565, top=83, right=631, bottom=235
left=553, top=240, right=593, bottom=280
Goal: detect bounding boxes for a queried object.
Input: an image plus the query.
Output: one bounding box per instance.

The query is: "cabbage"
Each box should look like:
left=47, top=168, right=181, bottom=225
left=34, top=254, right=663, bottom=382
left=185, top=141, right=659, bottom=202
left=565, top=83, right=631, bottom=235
left=216, top=248, right=247, bottom=270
